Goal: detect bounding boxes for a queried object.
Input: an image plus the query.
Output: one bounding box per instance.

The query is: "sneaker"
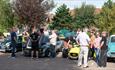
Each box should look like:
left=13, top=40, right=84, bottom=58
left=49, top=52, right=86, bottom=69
left=77, top=65, right=81, bottom=67
left=11, top=57, right=16, bottom=59
left=31, top=57, right=34, bottom=59
left=31, top=57, right=37, bottom=60
left=102, top=66, right=106, bottom=68
left=83, top=66, right=89, bottom=68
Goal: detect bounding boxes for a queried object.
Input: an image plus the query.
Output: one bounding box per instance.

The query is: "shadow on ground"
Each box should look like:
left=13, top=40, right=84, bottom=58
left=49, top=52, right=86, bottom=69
left=107, top=58, right=115, bottom=63
left=0, top=52, right=82, bottom=70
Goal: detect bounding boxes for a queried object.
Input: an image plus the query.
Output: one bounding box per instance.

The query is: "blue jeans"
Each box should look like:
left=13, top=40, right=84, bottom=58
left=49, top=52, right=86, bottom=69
left=11, top=42, right=17, bottom=57
left=94, top=48, right=100, bottom=65
left=50, top=44, right=56, bottom=58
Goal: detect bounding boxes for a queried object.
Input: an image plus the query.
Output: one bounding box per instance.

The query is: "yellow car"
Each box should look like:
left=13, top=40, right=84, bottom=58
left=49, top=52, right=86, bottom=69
left=68, top=44, right=80, bottom=59
left=68, top=46, right=96, bottom=59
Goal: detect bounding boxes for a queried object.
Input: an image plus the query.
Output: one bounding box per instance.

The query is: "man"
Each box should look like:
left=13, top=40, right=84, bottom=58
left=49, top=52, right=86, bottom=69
left=10, top=27, right=17, bottom=58
left=38, top=28, right=49, bottom=57
left=76, top=29, right=90, bottom=68
left=62, top=37, right=72, bottom=58
left=39, top=28, right=49, bottom=47
left=30, top=27, right=39, bottom=58
left=76, top=28, right=82, bottom=36
left=49, top=30, right=57, bottom=58
left=99, top=31, right=108, bottom=67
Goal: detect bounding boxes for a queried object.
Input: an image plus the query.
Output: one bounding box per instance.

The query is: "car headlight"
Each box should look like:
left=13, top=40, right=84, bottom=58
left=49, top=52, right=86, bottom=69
left=5, top=43, right=10, bottom=47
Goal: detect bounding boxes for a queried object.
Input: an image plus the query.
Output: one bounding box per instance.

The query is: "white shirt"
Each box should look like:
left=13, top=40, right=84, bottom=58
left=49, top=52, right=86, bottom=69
left=76, top=32, right=90, bottom=46
left=44, top=30, right=49, bottom=36
left=49, top=33, right=57, bottom=45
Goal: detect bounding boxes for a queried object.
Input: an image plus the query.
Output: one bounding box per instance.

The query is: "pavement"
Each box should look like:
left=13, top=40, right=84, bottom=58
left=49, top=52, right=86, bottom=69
left=0, top=52, right=115, bottom=70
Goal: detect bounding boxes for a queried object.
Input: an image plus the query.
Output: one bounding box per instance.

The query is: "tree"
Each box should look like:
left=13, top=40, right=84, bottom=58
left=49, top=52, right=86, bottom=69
left=0, top=0, right=17, bottom=32
left=50, top=4, right=73, bottom=30
left=74, top=3, right=96, bottom=28
left=12, top=0, right=55, bottom=27
left=95, top=0, right=115, bottom=34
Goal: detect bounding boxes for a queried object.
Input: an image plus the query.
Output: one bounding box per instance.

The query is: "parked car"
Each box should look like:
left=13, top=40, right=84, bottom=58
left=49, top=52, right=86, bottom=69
left=107, top=35, right=115, bottom=58
left=68, top=44, right=80, bottom=59
left=0, top=39, right=5, bottom=52
left=62, top=36, right=80, bottom=59
left=62, top=42, right=80, bottom=59
left=23, top=39, right=64, bottom=57
left=0, top=35, right=22, bottom=53
left=58, top=29, right=76, bottom=40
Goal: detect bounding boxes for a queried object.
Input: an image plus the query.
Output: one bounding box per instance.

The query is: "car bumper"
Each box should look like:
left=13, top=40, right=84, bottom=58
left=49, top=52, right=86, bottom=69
left=0, top=49, right=5, bottom=52
left=107, top=52, right=115, bottom=58
left=68, top=53, right=78, bottom=59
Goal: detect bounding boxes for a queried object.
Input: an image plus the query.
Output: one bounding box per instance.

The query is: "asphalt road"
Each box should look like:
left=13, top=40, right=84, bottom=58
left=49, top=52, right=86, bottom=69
left=0, top=52, right=115, bottom=70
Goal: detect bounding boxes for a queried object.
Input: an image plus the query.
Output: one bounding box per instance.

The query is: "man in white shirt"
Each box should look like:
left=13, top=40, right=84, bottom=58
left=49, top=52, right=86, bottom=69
left=76, top=29, right=90, bottom=68
left=49, top=30, right=57, bottom=58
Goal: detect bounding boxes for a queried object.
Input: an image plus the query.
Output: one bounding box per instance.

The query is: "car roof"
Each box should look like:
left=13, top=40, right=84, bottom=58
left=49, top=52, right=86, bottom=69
left=110, top=35, right=115, bottom=37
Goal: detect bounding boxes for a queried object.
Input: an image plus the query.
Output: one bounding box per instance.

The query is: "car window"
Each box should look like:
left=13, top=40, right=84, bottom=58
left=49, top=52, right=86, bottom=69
left=111, top=36, right=115, bottom=42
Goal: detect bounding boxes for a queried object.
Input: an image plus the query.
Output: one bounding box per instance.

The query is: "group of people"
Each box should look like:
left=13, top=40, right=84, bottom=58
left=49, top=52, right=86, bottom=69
left=76, top=29, right=108, bottom=68
left=10, top=26, right=108, bottom=68
left=10, top=26, right=58, bottom=59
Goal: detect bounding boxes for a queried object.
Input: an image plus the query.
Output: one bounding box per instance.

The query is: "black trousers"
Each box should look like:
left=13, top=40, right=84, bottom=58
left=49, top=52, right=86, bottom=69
left=31, top=42, right=39, bottom=58
left=99, top=49, right=107, bottom=67
left=88, top=47, right=95, bottom=59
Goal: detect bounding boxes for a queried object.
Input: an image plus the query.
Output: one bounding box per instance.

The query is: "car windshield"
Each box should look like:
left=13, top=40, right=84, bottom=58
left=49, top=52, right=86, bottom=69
left=111, top=36, right=115, bottom=42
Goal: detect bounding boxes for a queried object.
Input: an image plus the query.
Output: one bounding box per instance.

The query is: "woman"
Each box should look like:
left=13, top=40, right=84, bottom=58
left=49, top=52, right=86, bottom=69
left=99, top=31, right=108, bottom=67
left=94, top=32, right=102, bottom=66
left=89, top=31, right=96, bottom=59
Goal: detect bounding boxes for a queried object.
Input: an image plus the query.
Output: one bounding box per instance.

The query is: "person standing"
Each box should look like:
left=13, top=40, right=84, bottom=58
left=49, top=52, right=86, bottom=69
left=22, top=29, right=29, bottom=54
left=94, top=32, right=102, bottom=66
left=89, top=31, right=96, bottom=60
left=99, top=31, right=108, bottom=67
left=30, top=27, right=39, bottom=58
left=10, top=27, right=17, bottom=58
left=62, top=37, right=72, bottom=58
left=38, top=28, right=49, bottom=57
left=39, top=28, right=49, bottom=47
left=49, top=30, right=57, bottom=58
left=76, top=28, right=82, bottom=36
left=76, top=29, right=90, bottom=68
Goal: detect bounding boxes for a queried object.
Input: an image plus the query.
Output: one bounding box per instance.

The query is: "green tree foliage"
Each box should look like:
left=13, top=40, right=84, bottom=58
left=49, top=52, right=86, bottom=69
left=0, top=0, right=17, bottom=32
left=95, top=0, right=115, bottom=34
left=50, top=4, right=73, bottom=30
left=74, top=3, right=96, bottom=28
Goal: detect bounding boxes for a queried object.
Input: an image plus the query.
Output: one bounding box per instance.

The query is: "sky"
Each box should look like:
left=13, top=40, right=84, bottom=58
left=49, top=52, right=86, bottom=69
left=51, top=0, right=115, bottom=13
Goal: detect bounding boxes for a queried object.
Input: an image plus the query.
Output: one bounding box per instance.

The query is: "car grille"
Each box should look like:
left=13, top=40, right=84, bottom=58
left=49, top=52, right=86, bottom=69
left=111, top=52, right=115, bottom=54
left=70, top=53, right=78, bottom=57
